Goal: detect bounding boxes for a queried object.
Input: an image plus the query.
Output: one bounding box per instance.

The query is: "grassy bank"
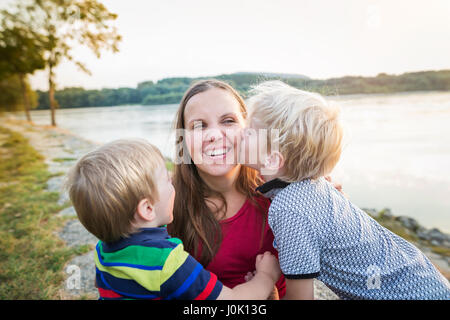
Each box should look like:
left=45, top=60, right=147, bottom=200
left=0, top=126, right=90, bottom=299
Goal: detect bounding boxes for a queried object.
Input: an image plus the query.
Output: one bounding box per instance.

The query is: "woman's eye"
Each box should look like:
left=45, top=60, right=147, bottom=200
left=223, top=118, right=235, bottom=124
left=192, top=121, right=204, bottom=130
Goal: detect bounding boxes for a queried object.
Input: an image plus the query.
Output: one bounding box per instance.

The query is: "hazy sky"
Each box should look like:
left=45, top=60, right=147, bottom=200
left=26, top=0, right=450, bottom=90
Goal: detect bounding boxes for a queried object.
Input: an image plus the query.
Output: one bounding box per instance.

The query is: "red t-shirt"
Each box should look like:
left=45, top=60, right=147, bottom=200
left=204, top=195, right=286, bottom=298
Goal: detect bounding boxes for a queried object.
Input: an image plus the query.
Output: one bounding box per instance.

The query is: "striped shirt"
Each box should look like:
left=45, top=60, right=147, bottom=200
left=95, top=227, right=223, bottom=300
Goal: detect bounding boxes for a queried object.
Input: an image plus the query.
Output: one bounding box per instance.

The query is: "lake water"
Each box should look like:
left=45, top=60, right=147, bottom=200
left=19, top=91, right=450, bottom=232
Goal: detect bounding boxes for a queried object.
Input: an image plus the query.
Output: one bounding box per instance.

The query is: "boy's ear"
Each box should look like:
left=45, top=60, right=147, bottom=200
left=262, top=151, right=285, bottom=175
left=136, top=198, right=156, bottom=222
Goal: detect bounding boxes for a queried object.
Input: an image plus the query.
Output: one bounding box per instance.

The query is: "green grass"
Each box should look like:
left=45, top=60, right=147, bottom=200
left=0, top=126, right=90, bottom=299
left=429, top=246, right=450, bottom=258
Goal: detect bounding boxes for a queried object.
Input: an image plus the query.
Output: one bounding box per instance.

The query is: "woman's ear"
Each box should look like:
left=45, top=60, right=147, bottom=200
left=135, top=198, right=156, bottom=222
left=261, top=151, right=285, bottom=176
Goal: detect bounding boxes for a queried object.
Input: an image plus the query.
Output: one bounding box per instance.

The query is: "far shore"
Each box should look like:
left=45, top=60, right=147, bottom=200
left=30, top=89, right=450, bottom=111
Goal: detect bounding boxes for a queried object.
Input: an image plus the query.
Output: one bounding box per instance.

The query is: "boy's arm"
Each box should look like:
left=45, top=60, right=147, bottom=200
left=217, top=251, right=281, bottom=300
left=282, top=278, right=315, bottom=300
left=160, top=242, right=279, bottom=300
left=217, top=271, right=275, bottom=300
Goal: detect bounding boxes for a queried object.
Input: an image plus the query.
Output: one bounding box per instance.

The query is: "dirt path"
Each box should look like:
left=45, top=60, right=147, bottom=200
left=2, top=117, right=100, bottom=299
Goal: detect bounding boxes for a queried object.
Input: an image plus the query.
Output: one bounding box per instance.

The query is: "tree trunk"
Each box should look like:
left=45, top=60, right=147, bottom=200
left=19, top=73, right=32, bottom=122
left=48, top=63, right=56, bottom=126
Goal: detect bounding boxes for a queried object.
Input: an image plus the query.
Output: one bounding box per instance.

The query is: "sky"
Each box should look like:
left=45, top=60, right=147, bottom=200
left=22, top=0, right=450, bottom=90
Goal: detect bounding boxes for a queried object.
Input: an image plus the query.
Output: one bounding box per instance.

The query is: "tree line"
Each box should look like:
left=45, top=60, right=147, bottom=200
left=34, top=69, right=450, bottom=109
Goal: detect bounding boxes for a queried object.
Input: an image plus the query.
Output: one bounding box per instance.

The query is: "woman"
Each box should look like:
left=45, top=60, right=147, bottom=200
left=168, top=79, right=286, bottom=298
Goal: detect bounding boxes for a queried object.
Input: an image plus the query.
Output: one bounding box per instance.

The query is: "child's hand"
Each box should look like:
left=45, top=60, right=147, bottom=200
left=244, top=271, right=255, bottom=282
left=325, top=175, right=347, bottom=197
left=255, top=251, right=281, bottom=283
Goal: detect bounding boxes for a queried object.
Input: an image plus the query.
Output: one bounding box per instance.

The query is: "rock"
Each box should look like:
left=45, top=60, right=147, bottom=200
left=62, top=250, right=98, bottom=299
left=47, top=175, right=65, bottom=192
left=59, top=219, right=98, bottom=248
left=58, top=191, right=70, bottom=206
left=427, top=228, right=446, bottom=244
left=362, top=208, right=378, bottom=218
left=46, top=175, right=69, bottom=205
left=381, top=208, right=394, bottom=219
left=314, top=280, right=339, bottom=300
left=430, top=240, right=442, bottom=247
left=417, top=227, right=431, bottom=241
left=442, top=240, right=450, bottom=249
left=58, top=206, right=77, bottom=218
left=396, top=216, right=419, bottom=232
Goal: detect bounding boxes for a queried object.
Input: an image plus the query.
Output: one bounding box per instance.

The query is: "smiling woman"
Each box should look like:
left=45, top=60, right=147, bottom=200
left=168, top=79, right=286, bottom=298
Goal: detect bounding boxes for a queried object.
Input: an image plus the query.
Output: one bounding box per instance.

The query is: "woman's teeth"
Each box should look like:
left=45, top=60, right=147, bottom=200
left=205, top=147, right=230, bottom=157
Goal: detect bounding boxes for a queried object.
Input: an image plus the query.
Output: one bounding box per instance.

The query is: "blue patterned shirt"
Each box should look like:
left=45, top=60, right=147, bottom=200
left=258, top=177, right=450, bottom=300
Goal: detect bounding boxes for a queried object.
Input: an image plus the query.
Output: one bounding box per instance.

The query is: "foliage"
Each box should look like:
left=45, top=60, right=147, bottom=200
left=34, top=69, right=450, bottom=109
left=0, top=13, right=46, bottom=79
left=0, top=74, right=38, bottom=112
left=0, top=0, right=122, bottom=125
left=0, top=7, right=46, bottom=119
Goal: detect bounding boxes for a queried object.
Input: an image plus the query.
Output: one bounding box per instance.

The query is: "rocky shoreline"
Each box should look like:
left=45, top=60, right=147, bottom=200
left=1, top=116, right=449, bottom=300
left=364, top=208, right=450, bottom=248
left=363, top=208, right=450, bottom=278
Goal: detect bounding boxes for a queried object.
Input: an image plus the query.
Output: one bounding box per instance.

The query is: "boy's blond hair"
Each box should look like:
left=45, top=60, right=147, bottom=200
left=247, top=80, right=343, bottom=182
left=65, top=139, right=164, bottom=243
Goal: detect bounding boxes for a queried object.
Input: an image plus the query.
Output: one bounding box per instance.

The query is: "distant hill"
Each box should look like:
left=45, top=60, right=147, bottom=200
left=234, top=71, right=310, bottom=79
left=36, top=69, right=450, bottom=109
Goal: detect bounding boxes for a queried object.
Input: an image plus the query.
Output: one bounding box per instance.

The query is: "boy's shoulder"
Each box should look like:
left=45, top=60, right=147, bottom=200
left=267, top=178, right=336, bottom=235
left=271, top=177, right=330, bottom=210
left=96, top=228, right=185, bottom=269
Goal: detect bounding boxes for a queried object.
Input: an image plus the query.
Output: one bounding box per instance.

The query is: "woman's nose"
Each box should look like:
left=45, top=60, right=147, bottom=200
left=203, top=127, right=224, bottom=143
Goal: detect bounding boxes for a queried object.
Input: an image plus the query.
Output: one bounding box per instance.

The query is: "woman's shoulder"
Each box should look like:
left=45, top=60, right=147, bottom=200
left=220, top=194, right=270, bottom=225
left=250, top=194, right=271, bottom=213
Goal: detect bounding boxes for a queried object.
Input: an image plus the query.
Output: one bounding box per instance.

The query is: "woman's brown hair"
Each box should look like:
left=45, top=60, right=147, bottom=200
left=168, top=79, right=264, bottom=266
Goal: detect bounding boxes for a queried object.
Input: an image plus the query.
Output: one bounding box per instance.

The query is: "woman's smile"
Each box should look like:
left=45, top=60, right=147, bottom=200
left=203, top=146, right=232, bottom=159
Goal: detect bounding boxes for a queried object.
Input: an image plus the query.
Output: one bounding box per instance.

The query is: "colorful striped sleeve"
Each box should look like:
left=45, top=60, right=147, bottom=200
left=160, top=243, right=223, bottom=300
left=94, top=241, right=169, bottom=299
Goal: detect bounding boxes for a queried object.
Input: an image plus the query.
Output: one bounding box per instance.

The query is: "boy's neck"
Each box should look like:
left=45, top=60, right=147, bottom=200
left=133, top=217, right=166, bottom=229
left=260, top=167, right=285, bottom=183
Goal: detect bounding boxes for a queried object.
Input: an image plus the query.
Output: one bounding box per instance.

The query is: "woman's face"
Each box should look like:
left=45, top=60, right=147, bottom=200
left=183, top=88, right=245, bottom=177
